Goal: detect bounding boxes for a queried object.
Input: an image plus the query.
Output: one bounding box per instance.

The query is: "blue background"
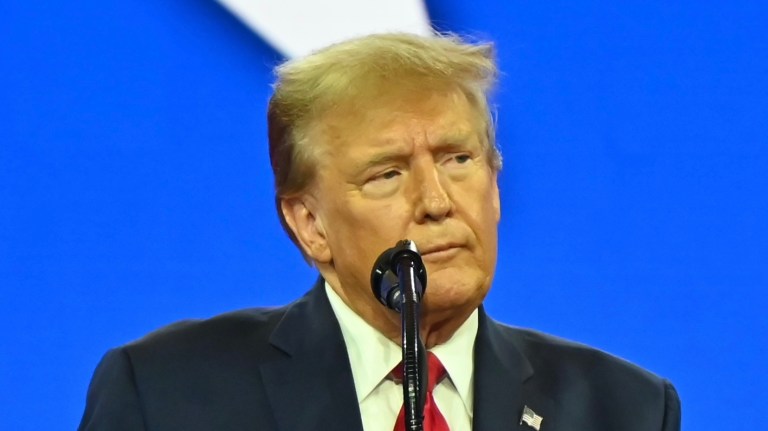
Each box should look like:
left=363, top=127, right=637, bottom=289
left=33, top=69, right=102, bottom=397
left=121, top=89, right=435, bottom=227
left=2, top=1, right=766, bottom=429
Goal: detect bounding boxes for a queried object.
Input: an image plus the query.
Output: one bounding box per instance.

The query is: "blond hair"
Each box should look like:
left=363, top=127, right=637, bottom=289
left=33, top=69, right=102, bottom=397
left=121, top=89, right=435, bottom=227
left=267, top=32, right=501, bottom=258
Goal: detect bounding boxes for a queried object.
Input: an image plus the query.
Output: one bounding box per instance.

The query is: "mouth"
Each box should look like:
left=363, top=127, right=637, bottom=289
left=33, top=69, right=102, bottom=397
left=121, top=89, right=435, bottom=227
left=419, top=243, right=464, bottom=262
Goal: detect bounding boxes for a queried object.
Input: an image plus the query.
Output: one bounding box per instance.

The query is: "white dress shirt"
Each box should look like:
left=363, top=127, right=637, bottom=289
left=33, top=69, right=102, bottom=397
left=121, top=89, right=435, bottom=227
left=325, top=283, right=477, bottom=431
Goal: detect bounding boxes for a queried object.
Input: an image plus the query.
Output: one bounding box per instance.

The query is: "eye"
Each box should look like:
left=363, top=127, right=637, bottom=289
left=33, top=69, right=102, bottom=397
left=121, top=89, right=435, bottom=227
left=454, top=154, right=472, bottom=164
left=380, top=170, right=401, bottom=180
left=366, top=169, right=401, bottom=184
left=368, top=169, right=401, bottom=183
left=361, top=169, right=402, bottom=197
left=444, top=153, right=472, bottom=166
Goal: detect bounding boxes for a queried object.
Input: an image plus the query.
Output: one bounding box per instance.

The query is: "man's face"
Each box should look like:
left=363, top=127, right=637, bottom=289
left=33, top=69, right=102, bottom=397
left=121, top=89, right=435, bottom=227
left=302, top=86, right=500, bottom=324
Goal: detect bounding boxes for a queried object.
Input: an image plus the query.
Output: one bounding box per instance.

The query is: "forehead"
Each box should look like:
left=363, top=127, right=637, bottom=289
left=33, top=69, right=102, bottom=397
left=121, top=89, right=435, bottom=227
left=309, top=86, right=485, bottom=158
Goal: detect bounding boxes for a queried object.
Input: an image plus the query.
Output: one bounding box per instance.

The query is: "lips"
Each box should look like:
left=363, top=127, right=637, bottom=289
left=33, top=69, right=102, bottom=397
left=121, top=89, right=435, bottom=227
left=419, top=242, right=464, bottom=261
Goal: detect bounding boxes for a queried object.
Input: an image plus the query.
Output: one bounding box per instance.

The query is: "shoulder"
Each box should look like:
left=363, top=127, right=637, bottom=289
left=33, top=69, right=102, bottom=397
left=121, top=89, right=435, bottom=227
left=506, top=324, right=661, bottom=381
left=129, top=306, right=286, bottom=346
left=105, top=305, right=294, bottom=384
left=493, top=323, right=680, bottom=430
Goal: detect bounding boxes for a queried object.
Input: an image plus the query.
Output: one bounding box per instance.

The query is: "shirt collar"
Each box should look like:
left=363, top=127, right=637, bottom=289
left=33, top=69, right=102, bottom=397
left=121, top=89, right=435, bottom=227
left=325, top=282, right=401, bottom=403
left=325, top=282, right=478, bottom=415
left=430, top=307, right=478, bottom=418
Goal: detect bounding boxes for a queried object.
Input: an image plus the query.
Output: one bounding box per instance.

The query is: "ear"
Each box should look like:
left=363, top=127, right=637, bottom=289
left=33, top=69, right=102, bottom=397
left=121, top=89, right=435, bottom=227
left=491, top=171, right=501, bottom=222
left=280, top=197, right=332, bottom=263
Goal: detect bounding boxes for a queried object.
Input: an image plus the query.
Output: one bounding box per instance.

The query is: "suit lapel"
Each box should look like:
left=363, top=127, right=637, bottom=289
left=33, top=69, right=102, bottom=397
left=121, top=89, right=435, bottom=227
left=260, top=280, right=364, bottom=431
left=258, top=285, right=558, bottom=431
left=474, top=309, right=557, bottom=431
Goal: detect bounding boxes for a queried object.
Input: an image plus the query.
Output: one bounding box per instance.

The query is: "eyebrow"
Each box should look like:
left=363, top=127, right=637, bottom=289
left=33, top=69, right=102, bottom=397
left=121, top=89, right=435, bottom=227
left=353, top=130, right=478, bottom=176
left=430, top=129, right=483, bottom=156
left=433, top=129, right=475, bottom=147
left=354, top=148, right=410, bottom=176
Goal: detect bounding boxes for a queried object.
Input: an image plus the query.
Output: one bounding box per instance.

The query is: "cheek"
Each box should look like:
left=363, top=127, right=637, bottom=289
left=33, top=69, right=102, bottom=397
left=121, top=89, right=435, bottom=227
left=351, top=198, right=411, bottom=232
left=327, top=200, right=410, bottom=261
left=462, top=179, right=500, bottom=254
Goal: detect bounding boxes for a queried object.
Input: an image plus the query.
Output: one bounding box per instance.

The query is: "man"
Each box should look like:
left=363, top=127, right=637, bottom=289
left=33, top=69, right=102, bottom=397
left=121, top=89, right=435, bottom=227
left=79, top=33, right=681, bottom=431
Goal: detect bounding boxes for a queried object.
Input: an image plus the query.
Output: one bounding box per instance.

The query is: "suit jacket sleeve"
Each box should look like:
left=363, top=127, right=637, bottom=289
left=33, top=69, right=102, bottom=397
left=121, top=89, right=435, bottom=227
left=662, top=379, right=682, bottom=431
left=79, top=348, right=147, bottom=431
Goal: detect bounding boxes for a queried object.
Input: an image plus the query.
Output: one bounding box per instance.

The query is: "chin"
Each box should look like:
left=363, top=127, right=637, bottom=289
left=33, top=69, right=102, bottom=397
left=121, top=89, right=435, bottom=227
left=422, top=268, right=488, bottom=315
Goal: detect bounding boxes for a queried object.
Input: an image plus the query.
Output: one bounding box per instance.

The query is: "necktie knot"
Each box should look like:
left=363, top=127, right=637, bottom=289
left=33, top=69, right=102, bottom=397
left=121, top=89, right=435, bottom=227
left=390, top=352, right=451, bottom=431
left=426, top=352, right=447, bottom=392
left=390, top=352, right=447, bottom=393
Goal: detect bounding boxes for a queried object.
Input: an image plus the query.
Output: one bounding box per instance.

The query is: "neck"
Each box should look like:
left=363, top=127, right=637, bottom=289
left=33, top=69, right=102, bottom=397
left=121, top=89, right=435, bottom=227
left=321, top=271, right=474, bottom=349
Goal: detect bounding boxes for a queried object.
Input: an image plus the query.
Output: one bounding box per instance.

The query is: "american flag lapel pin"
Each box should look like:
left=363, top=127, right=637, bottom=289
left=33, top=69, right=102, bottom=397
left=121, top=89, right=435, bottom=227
left=520, top=405, right=543, bottom=430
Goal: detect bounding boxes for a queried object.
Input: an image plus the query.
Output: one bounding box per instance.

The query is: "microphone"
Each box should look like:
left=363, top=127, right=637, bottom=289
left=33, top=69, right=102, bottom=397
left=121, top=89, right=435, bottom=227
left=370, top=239, right=427, bottom=312
left=371, top=239, right=429, bottom=430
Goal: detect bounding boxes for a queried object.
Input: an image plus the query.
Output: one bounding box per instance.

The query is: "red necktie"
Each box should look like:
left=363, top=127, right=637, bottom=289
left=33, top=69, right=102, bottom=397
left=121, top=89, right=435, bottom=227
left=392, top=352, right=450, bottom=431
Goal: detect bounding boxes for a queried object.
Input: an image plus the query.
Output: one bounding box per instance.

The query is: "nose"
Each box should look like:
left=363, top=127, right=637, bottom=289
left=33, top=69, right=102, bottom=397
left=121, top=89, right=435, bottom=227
left=413, top=162, right=453, bottom=222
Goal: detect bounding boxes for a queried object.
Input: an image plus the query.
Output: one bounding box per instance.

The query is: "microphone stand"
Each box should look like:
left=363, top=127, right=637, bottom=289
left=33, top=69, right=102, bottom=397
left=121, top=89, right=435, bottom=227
left=393, top=245, right=426, bottom=431
left=370, top=240, right=427, bottom=431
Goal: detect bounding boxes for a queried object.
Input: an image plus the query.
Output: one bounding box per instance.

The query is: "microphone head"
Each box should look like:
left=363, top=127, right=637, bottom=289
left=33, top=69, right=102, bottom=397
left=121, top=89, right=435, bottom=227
left=370, top=240, right=427, bottom=311
left=371, top=245, right=398, bottom=309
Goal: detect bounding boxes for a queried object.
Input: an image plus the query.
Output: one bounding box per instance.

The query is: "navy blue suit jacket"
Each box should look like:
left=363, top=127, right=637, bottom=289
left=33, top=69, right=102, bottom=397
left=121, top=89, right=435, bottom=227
left=79, top=281, right=681, bottom=430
